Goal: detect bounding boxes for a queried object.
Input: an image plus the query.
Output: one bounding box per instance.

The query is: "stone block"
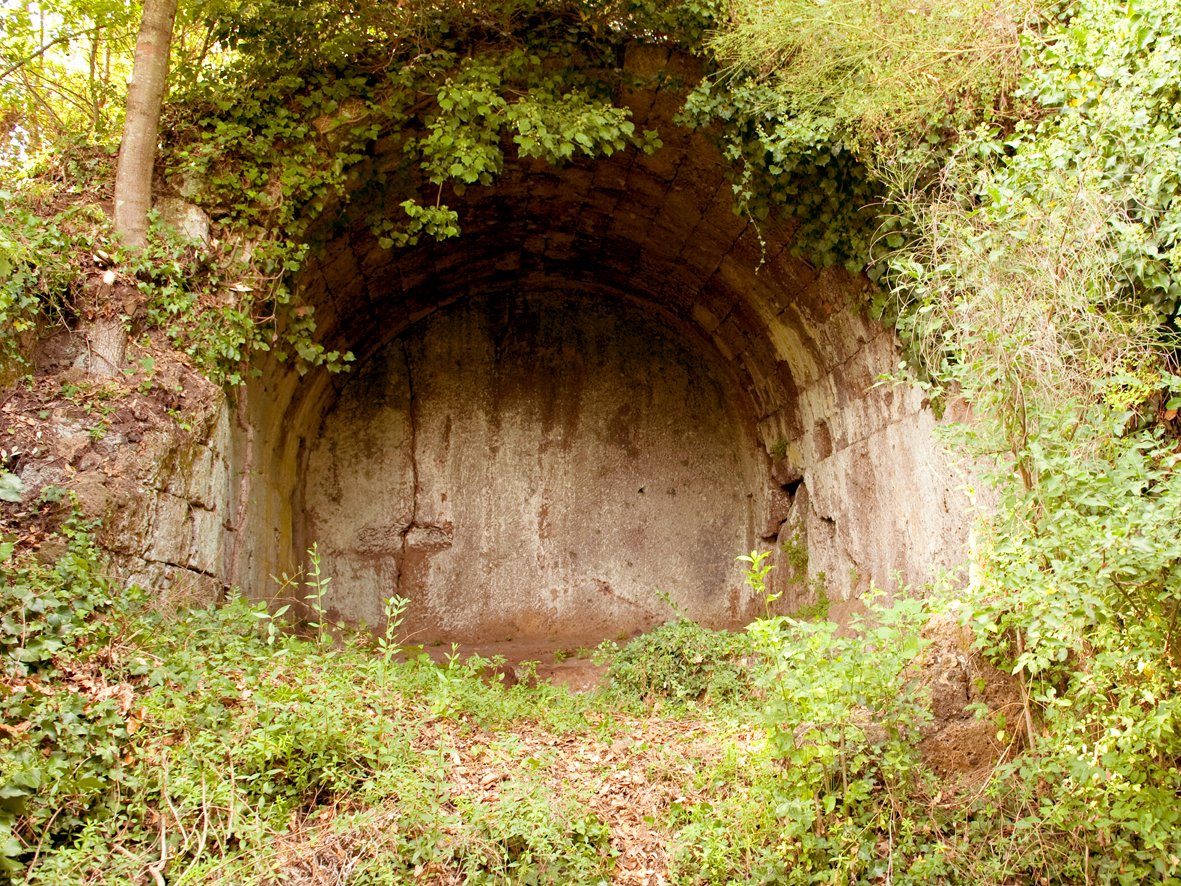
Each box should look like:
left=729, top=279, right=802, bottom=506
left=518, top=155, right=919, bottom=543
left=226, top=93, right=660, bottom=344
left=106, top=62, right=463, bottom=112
left=691, top=303, right=721, bottom=334
left=592, top=158, right=631, bottom=191
left=714, top=315, right=751, bottom=362
left=145, top=493, right=192, bottom=566
left=155, top=197, right=210, bottom=244
left=188, top=506, right=223, bottom=575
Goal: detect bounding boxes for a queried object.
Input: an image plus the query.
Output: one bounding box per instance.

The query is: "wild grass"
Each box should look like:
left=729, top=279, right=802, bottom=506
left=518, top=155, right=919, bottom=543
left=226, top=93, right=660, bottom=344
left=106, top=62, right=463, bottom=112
left=4, top=529, right=1180, bottom=883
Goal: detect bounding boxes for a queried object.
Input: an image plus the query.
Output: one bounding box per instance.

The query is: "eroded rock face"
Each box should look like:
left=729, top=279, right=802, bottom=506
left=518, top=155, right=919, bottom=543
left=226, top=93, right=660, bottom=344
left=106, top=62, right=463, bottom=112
left=0, top=336, right=233, bottom=605
left=302, top=290, right=767, bottom=644
left=914, top=616, right=1025, bottom=777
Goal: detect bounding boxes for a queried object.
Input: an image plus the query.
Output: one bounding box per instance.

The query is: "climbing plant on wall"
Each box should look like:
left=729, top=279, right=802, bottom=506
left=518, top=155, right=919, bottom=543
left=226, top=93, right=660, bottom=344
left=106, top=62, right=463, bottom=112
left=0, top=0, right=1048, bottom=381
left=686, top=0, right=1040, bottom=273
left=97, top=0, right=726, bottom=380
left=5, top=0, right=1039, bottom=380
left=16, top=0, right=1038, bottom=381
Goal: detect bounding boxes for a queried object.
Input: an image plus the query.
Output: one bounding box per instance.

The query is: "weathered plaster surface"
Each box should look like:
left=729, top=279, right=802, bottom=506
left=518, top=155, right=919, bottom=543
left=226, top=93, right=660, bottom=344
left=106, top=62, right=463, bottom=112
left=302, top=290, right=765, bottom=643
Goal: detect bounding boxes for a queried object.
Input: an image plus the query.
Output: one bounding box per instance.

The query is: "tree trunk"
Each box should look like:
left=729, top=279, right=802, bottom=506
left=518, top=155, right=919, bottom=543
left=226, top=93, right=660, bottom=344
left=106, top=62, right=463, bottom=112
left=113, top=0, right=177, bottom=249
left=88, top=0, right=176, bottom=376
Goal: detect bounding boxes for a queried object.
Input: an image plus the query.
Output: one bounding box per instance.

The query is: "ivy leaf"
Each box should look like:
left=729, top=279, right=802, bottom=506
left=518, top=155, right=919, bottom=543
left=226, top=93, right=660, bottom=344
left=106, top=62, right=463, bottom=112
left=0, top=472, right=23, bottom=503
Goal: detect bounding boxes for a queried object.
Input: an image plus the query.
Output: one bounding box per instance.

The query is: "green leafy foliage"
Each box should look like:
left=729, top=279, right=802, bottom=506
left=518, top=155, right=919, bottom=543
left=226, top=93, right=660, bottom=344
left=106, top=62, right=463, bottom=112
left=879, top=0, right=1181, bottom=878
left=661, top=589, right=948, bottom=885
left=1015, top=0, right=1181, bottom=322
left=737, top=548, right=776, bottom=616
left=711, top=0, right=1035, bottom=145
left=3, top=1, right=698, bottom=387
left=682, top=0, right=1040, bottom=274
left=0, top=0, right=138, bottom=161
left=2, top=525, right=106, bottom=676
left=145, top=2, right=674, bottom=383
left=604, top=619, right=761, bottom=708
left=2, top=519, right=1176, bottom=883
left=891, top=0, right=1181, bottom=344
left=0, top=187, right=106, bottom=375
left=1, top=524, right=611, bottom=882
left=0, top=516, right=137, bottom=875
left=952, top=420, right=1181, bottom=880
left=133, top=217, right=352, bottom=385
left=0, top=472, right=21, bottom=503
left=680, top=81, right=883, bottom=272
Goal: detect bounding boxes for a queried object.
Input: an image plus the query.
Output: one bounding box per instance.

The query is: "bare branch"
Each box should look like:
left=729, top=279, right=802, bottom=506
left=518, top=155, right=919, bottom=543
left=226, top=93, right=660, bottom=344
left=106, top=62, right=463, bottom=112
left=0, top=28, right=93, bottom=83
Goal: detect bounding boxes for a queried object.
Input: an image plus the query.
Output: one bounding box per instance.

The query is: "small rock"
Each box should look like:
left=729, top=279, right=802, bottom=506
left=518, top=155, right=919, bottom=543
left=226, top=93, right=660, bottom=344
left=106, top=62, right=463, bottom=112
left=76, top=450, right=102, bottom=472
left=155, top=197, right=210, bottom=244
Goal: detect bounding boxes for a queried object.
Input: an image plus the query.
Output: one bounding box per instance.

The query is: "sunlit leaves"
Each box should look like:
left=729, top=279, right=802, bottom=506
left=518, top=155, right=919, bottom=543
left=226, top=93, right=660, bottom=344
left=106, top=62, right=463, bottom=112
left=0, top=0, right=139, bottom=159
left=880, top=0, right=1181, bottom=874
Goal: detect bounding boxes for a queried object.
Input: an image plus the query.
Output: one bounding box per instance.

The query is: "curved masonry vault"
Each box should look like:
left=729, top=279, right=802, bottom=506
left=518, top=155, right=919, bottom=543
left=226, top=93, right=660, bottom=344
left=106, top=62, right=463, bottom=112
left=129, top=46, right=970, bottom=646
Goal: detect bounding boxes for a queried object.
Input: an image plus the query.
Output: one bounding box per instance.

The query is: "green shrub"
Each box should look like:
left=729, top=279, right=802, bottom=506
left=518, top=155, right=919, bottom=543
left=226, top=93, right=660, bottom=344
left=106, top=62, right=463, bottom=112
left=877, top=0, right=1181, bottom=877
left=604, top=619, right=761, bottom=708
left=682, top=596, right=938, bottom=883
left=0, top=194, right=105, bottom=376
left=0, top=517, right=143, bottom=875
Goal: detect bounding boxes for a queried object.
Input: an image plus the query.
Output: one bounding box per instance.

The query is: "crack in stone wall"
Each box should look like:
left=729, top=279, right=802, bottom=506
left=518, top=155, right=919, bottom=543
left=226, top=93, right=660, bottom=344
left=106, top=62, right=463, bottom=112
left=395, top=338, right=419, bottom=601
left=92, top=396, right=235, bottom=606
left=298, top=289, right=765, bottom=643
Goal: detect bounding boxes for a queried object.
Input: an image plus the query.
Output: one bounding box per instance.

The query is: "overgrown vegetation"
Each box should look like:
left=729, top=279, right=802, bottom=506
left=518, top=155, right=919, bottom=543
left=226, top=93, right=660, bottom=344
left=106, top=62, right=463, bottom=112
left=2, top=0, right=713, bottom=382
left=601, top=619, right=759, bottom=709
left=672, top=597, right=942, bottom=884
left=4, top=0, right=1181, bottom=881
left=0, top=526, right=1034, bottom=883
left=1, top=528, right=617, bottom=882
left=879, top=0, right=1181, bottom=875
left=0, top=188, right=106, bottom=376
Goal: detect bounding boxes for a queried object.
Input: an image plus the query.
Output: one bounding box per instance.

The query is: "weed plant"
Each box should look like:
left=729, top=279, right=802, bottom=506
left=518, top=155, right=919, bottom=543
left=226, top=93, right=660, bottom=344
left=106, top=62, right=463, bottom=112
left=602, top=619, right=763, bottom=712
left=0, top=532, right=610, bottom=883
left=6, top=519, right=1181, bottom=883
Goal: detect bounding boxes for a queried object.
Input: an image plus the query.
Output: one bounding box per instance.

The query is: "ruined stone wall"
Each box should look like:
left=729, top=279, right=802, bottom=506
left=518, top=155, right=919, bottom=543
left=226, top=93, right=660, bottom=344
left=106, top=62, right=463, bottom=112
left=301, top=289, right=767, bottom=644
left=109, top=45, right=972, bottom=645
left=107, top=401, right=234, bottom=603
left=8, top=347, right=238, bottom=606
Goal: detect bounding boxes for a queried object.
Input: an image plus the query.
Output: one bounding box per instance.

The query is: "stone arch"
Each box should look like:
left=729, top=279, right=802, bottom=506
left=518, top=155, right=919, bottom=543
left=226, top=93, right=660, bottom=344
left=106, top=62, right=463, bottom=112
left=222, top=45, right=969, bottom=644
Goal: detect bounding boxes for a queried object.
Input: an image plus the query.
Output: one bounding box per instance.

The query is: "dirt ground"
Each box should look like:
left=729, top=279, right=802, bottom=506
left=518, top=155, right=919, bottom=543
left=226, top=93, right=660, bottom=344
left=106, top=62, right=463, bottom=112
left=271, top=709, right=766, bottom=886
